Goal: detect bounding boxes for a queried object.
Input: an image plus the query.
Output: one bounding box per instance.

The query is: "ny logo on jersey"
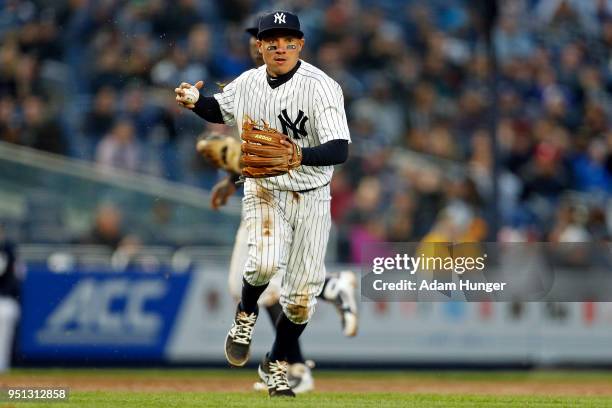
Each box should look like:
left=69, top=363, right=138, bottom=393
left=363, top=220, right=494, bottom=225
left=274, top=13, right=286, bottom=24
left=278, top=109, right=308, bottom=139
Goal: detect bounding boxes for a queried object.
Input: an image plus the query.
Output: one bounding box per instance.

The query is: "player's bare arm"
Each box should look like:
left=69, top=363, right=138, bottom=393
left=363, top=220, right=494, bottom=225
left=210, top=176, right=237, bottom=209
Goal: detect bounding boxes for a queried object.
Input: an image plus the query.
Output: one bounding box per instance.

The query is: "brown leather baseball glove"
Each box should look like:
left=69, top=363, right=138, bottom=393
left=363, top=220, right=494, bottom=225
left=196, top=132, right=242, bottom=174
left=240, top=118, right=302, bottom=178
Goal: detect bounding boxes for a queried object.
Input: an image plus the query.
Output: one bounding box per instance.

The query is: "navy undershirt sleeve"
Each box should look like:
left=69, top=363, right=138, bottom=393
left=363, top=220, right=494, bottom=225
left=301, top=139, right=348, bottom=166
left=192, top=96, right=225, bottom=124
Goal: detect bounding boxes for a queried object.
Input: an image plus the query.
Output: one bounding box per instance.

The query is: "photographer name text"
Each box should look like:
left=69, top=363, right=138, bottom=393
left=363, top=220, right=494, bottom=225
left=372, top=279, right=507, bottom=293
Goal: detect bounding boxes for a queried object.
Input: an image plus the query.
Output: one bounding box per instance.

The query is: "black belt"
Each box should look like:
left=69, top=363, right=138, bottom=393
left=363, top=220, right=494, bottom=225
left=235, top=177, right=329, bottom=193
left=297, top=182, right=330, bottom=194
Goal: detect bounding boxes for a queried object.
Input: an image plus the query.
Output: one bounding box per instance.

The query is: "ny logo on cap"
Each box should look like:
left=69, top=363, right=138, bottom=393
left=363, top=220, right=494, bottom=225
left=274, top=12, right=286, bottom=24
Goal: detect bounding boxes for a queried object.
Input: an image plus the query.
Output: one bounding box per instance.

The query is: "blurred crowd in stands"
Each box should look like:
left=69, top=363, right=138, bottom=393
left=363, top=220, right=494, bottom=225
left=0, top=0, right=611, bottom=261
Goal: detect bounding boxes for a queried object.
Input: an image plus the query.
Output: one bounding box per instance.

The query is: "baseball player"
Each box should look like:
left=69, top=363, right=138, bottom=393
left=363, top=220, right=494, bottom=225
left=0, top=224, right=20, bottom=373
left=175, top=11, right=352, bottom=397
left=196, top=19, right=358, bottom=394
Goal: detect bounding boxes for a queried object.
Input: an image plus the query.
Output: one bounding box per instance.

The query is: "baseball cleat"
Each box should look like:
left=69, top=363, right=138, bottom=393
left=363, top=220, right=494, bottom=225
left=224, top=304, right=258, bottom=367
left=334, top=271, right=359, bottom=337
left=287, top=362, right=315, bottom=393
left=258, top=354, right=295, bottom=397
left=254, top=360, right=315, bottom=393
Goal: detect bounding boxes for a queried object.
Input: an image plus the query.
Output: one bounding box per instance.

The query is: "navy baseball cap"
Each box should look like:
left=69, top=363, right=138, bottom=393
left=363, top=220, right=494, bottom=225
left=257, top=11, right=303, bottom=39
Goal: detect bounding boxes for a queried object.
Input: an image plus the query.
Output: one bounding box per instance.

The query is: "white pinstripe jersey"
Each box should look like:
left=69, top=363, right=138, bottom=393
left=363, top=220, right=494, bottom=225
left=213, top=60, right=351, bottom=191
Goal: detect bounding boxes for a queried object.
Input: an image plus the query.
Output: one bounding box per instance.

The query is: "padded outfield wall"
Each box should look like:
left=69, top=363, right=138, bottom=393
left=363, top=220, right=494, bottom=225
left=17, top=262, right=612, bottom=367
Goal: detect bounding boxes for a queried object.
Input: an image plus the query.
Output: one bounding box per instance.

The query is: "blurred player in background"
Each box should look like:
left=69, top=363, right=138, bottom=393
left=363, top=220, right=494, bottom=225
left=195, top=17, right=358, bottom=394
left=0, top=224, right=20, bottom=373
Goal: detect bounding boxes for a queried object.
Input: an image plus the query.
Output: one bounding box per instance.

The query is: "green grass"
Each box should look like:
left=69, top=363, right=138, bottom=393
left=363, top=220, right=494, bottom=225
left=2, top=369, right=612, bottom=407
left=3, top=392, right=612, bottom=408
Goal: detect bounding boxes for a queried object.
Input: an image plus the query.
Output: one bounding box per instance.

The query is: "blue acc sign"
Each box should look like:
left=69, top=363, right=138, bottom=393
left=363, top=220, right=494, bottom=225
left=20, top=264, right=191, bottom=362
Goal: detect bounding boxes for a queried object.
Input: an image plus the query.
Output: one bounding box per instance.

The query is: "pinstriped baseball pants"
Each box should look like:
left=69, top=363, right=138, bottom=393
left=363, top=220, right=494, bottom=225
left=242, top=182, right=331, bottom=324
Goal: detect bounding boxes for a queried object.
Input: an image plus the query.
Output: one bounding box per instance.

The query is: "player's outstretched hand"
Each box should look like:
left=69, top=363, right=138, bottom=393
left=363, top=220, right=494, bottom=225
left=210, top=176, right=237, bottom=210
left=175, top=80, right=203, bottom=109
